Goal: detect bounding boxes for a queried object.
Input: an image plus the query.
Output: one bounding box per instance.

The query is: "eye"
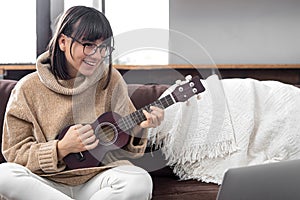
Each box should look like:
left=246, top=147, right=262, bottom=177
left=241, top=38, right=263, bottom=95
left=99, top=44, right=108, bottom=50
left=83, top=43, right=96, bottom=49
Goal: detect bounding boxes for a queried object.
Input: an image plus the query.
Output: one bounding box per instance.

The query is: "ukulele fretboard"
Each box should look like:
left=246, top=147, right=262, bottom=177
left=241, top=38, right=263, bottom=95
left=117, top=94, right=174, bottom=131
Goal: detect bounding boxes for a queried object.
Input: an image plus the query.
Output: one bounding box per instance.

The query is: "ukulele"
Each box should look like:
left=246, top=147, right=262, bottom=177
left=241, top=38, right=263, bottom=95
left=57, top=75, right=205, bottom=169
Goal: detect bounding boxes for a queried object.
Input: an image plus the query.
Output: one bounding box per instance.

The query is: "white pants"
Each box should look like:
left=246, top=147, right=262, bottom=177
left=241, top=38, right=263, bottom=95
left=0, top=163, right=152, bottom=200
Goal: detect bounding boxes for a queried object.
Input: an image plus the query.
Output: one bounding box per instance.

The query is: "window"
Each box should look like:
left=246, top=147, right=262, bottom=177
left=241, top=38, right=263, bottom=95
left=0, top=0, right=36, bottom=64
left=63, top=0, right=169, bottom=65
left=64, top=0, right=102, bottom=11
left=0, top=0, right=168, bottom=65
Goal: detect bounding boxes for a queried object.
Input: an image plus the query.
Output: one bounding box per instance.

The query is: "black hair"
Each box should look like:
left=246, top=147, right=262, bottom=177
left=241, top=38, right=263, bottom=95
left=47, top=6, right=113, bottom=89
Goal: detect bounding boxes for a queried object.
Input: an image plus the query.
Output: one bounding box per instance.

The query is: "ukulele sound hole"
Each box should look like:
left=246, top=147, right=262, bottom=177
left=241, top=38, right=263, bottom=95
left=94, top=122, right=118, bottom=146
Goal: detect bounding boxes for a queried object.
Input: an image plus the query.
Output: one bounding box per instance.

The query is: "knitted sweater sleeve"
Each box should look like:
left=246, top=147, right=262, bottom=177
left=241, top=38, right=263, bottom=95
left=2, top=84, right=65, bottom=173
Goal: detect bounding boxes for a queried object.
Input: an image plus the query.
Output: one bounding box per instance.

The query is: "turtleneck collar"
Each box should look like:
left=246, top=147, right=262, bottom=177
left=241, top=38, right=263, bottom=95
left=36, top=51, right=108, bottom=95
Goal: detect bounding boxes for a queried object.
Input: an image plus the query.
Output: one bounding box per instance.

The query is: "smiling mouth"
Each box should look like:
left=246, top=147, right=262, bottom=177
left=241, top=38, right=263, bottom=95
left=83, top=59, right=98, bottom=66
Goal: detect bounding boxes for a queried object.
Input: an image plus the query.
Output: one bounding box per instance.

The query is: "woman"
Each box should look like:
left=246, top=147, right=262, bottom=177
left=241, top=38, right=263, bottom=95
left=0, top=6, right=163, bottom=200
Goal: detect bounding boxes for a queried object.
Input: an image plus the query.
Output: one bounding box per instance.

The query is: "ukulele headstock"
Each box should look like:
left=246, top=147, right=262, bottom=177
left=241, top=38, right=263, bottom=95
left=171, top=75, right=205, bottom=103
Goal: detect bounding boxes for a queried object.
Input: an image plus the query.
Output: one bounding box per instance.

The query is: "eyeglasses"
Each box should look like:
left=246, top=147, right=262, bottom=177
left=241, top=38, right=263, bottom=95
left=68, top=35, right=114, bottom=57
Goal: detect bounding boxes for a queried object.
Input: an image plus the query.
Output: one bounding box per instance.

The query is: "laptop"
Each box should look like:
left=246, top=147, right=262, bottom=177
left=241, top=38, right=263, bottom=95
left=217, top=159, right=300, bottom=200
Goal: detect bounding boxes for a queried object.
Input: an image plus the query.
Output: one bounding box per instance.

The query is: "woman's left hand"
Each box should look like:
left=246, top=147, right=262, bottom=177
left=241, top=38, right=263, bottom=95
left=140, top=106, right=164, bottom=128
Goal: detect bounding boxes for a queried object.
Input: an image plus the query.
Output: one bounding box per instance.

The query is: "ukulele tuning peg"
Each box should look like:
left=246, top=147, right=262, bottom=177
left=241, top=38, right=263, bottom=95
left=175, top=80, right=182, bottom=85
left=185, top=75, right=192, bottom=81
left=197, top=95, right=201, bottom=100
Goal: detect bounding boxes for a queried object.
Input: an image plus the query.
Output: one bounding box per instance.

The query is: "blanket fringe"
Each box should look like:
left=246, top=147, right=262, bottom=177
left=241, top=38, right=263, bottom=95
left=162, top=139, right=239, bottom=166
left=148, top=132, right=239, bottom=184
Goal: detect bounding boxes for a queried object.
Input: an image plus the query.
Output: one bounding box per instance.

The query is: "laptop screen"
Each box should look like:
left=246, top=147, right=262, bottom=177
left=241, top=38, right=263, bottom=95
left=217, top=159, right=300, bottom=200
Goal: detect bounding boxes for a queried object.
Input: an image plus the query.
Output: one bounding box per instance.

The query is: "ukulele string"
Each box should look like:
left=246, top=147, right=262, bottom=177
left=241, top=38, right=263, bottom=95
left=95, top=95, right=176, bottom=141
left=94, top=110, right=142, bottom=141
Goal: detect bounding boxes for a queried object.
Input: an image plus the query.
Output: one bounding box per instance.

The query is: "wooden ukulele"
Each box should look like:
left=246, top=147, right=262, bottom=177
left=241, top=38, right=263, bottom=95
left=57, top=75, right=205, bottom=169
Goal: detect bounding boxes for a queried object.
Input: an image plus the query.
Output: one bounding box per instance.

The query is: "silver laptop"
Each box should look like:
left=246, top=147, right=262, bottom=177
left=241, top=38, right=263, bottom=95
left=217, top=159, right=300, bottom=200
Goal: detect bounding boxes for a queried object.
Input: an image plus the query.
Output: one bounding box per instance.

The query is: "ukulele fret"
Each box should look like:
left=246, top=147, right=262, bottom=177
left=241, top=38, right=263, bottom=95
left=116, top=95, right=180, bottom=131
left=156, top=95, right=174, bottom=109
left=163, top=95, right=175, bottom=107
left=118, top=116, right=133, bottom=131
left=129, top=110, right=145, bottom=124
left=132, top=111, right=139, bottom=123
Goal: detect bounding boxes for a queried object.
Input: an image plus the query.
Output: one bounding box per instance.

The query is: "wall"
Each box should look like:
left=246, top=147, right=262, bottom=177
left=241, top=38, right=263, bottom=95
left=169, top=0, right=300, bottom=64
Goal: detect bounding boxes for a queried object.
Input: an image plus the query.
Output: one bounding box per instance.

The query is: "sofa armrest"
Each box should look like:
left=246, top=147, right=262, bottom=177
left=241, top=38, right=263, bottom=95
left=0, top=80, right=17, bottom=163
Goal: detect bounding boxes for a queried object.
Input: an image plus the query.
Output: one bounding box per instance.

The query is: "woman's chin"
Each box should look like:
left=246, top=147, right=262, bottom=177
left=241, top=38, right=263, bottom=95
left=79, top=65, right=97, bottom=77
left=80, top=70, right=95, bottom=77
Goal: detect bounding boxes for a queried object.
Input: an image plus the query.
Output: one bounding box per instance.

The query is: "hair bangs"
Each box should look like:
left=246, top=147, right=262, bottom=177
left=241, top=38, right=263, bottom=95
left=73, top=11, right=113, bottom=45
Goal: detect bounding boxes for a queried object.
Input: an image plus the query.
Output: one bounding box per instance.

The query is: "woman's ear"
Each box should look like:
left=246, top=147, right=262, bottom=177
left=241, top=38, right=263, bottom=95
left=58, top=34, right=67, bottom=51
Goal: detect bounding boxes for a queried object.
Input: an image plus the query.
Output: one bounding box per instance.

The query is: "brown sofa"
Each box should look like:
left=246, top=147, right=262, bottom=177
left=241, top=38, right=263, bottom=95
left=0, top=79, right=219, bottom=200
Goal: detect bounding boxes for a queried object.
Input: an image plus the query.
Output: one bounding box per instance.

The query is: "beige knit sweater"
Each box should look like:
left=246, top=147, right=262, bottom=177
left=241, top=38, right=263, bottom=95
left=2, top=52, right=147, bottom=186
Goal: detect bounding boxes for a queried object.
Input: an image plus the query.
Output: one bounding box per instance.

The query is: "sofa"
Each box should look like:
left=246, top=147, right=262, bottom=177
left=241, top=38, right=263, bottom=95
left=0, top=79, right=219, bottom=200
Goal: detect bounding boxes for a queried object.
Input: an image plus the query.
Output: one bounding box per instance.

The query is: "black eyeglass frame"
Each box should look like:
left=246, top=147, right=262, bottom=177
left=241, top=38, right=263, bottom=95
left=67, top=35, right=114, bottom=57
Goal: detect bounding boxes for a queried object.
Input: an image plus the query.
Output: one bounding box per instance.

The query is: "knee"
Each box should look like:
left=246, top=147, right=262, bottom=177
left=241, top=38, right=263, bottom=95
left=129, top=172, right=152, bottom=200
left=117, top=165, right=153, bottom=199
left=0, top=163, right=29, bottom=189
left=0, top=163, right=15, bottom=183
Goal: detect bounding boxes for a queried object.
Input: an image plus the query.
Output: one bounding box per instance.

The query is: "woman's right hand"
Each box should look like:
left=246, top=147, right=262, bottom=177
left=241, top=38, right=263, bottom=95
left=57, top=124, right=99, bottom=160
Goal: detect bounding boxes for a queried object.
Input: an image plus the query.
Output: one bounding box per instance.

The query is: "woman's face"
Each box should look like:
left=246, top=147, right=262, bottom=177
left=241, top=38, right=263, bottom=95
left=58, top=34, right=105, bottom=78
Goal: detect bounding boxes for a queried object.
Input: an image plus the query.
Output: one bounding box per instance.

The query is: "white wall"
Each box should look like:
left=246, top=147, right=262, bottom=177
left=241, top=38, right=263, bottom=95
left=169, top=0, right=300, bottom=64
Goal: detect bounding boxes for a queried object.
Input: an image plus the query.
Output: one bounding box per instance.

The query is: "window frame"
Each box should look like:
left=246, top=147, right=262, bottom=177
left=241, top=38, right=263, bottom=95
left=36, top=0, right=51, bottom=58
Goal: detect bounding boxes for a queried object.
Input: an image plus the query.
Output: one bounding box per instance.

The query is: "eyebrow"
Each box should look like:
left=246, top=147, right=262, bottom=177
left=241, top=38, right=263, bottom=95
left=81, top=37, right=105, bottom=45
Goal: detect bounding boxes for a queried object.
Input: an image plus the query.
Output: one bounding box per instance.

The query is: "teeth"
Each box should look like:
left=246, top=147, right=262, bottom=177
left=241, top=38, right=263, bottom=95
left=84, top=60, right=96, bottom=66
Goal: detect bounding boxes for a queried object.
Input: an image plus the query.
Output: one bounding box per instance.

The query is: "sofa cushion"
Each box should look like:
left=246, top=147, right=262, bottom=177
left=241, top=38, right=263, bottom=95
left=0, top=79, right=17, bottom=163
left=128, top=84, right=170, bottom=110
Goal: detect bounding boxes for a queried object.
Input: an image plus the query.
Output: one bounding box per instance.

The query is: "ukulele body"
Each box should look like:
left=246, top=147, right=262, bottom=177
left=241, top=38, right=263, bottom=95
left=57, top=112, right=130, bottom=169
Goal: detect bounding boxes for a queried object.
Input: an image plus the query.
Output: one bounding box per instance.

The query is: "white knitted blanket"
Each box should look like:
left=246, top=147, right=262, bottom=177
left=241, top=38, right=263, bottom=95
left=148, top=75, right=300, bottom=184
